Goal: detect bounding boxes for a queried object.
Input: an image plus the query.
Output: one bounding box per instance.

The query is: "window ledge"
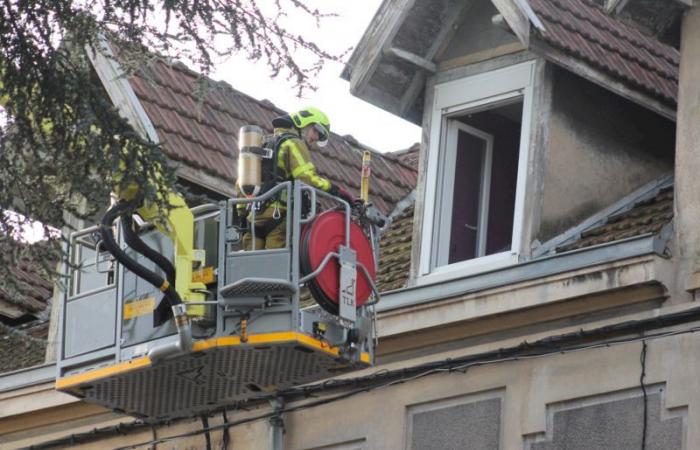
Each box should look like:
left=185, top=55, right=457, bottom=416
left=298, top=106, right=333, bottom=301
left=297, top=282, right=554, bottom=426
left=417, top=251, right=517, bottom=286
left=376, top=235, right=668, bottom=341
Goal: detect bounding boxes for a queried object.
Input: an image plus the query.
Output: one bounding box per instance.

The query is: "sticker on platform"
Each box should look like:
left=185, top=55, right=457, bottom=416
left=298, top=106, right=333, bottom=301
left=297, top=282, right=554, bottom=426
left=192, top=266, right=215, bottom=284
left=124, top=296, right=156, bottom=320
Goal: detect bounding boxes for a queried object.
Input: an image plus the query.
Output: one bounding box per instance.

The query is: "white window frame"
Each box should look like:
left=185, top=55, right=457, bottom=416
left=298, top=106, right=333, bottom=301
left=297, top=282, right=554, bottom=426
left=418, top=60, right=535, bottom=284
left=435, top=121, right=494, bottom=266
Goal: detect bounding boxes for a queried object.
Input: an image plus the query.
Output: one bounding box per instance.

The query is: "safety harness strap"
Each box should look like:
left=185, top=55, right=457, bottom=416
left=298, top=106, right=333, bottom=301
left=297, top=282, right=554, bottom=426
left=253, top=216, right=285, bottom=239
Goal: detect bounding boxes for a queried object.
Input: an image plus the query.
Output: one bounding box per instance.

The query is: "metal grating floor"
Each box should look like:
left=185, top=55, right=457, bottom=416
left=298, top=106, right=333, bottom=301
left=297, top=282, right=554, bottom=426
left=219, top=278, right=297, bottom=297
left=61, top=342, right=366, bottom=421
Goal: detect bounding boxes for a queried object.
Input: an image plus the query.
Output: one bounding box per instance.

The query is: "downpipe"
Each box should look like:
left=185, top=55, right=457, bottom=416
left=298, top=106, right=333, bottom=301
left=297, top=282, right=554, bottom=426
left=148, top=303, right=193, bottom=362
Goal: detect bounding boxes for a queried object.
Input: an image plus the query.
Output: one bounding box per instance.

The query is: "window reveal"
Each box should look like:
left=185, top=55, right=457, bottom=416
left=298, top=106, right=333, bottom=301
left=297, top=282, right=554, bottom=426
left=439, top=100, right=522, bottom=266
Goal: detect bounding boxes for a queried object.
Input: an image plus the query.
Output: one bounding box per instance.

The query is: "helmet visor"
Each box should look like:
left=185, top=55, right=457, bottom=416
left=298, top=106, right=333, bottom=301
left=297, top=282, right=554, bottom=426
left=313, top=123, right=329, bottom=146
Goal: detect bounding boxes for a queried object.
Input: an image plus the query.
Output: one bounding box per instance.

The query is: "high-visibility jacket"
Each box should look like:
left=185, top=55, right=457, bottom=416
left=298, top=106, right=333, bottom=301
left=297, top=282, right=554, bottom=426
left=273, top=127, right=331, bottom=192
left=235, top=127, right=332, bottom=216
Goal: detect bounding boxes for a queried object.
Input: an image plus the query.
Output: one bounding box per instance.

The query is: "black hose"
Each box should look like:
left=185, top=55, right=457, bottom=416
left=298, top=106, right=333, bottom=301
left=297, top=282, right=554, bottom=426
left=122, top=213, right=176, bottom=286
left=121, top=213, right=179, bottom=326
left=100, top=200, right=183, bottom=306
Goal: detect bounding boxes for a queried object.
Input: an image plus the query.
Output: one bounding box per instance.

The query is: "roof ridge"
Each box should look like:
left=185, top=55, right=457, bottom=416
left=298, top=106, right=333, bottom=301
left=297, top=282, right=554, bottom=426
left=380, top=151, right=420, bottom=173
left=543, top=0, right=679, bottom=66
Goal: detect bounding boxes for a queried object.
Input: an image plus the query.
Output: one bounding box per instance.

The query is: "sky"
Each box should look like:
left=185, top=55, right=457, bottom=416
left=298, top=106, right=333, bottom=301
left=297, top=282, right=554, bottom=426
left=14, top=2, right=421, bottom=243
left=209, top=1, right=422, bottom=153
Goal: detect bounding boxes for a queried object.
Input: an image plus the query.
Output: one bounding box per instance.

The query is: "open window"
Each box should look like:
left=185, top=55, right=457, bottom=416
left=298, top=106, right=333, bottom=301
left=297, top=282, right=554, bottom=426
left=420, top=61, right=534, bottom=280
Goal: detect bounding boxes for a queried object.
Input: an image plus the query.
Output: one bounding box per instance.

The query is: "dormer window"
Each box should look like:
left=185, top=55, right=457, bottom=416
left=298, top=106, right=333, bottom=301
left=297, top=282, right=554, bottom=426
left=419, top=61, right=534, bottom=281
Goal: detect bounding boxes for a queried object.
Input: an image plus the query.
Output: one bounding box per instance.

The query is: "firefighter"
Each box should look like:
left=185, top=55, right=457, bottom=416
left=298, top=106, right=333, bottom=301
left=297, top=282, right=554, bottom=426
left=238, top=106, right=354, bottom=250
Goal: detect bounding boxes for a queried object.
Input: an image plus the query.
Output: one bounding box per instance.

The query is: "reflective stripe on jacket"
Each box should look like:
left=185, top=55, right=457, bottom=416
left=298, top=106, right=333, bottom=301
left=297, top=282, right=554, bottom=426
left=275, top=128, right=331, bottom=192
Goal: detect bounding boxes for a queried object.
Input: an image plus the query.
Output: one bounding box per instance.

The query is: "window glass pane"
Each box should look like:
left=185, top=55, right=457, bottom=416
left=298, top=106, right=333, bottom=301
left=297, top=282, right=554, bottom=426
left=439, top=98, right=523, bottom=268
left=71, top=234, right=114, bottom=296
left=458, top=101, right=522, bottom=256
left=449, top=131, right=486, bottom=264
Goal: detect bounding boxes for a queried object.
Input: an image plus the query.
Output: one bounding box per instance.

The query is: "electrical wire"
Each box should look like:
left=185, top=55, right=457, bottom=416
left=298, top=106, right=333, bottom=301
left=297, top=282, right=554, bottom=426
left=222, top=409, right=231, bottom=450
left=27, top=311, right=700, bottom=450
left=640, top=339, right=648, bottom=450
left=200, top=416, right=212, bottom=450
left=112, top=325, right=700, bottom=450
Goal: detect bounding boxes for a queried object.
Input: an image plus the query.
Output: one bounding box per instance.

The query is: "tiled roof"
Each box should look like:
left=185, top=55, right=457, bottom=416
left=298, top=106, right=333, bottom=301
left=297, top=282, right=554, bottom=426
left=556, top=185, right=673, bottom=253
left=530, top=0, right=679, bottom=105
left=0, top=321, right=48, bottom=372
left=128, top=60, right=418, bottom=215
left=0, top=245, right=55, bottom=319
left=388, top=143, right=420, bottom=171
left=376, top=205, right=415, bottom=292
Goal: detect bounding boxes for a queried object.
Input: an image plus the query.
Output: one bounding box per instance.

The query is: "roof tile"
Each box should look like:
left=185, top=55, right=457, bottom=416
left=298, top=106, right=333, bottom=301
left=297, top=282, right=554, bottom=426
left=0, top=322, right=48, bottom=372
left=556, top=186, right=673, bottom=252
left=0, top=244, right=56, bottom=319
left=376, top=206, right=415, bottom=292
left=128, top=58, right=417, bottom=214
left=530, top=0, right=679, bottom=105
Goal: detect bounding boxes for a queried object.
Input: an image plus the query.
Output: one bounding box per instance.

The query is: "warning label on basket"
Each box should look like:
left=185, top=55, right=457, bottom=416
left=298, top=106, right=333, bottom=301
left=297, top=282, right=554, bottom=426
left=124, top=296, right=156, bottom=320
left=192, top=266, right=215, bottom=284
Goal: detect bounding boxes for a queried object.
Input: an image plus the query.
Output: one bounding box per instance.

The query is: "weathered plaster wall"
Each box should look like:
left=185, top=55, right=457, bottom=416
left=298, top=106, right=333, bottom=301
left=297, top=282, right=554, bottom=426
left=672, top=8, right=700, bottom=300
left=5, top=315, right=697, bottom=449
left=538, top=66, right=675, bottom=242
left=283, top=332, right=695, bottom=449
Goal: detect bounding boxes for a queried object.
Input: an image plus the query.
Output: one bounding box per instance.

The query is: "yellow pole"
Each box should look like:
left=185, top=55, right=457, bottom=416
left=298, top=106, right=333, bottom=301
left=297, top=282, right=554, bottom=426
left=361, top=151, right=371, bottom=204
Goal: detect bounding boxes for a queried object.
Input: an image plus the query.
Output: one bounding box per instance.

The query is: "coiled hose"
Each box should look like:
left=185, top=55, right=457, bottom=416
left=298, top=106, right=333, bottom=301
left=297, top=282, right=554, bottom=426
left=121, top=213, right=176, bottom=287
left=100, top=199, right=182, bottom=306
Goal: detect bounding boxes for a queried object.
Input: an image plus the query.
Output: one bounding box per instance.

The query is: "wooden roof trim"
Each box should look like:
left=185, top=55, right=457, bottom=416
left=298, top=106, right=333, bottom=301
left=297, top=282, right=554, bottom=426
left=87, top=39, right=234, bottom=197
left=87, top=38, right=160, bottom=143
left=530, top=40, right=676, bottom=120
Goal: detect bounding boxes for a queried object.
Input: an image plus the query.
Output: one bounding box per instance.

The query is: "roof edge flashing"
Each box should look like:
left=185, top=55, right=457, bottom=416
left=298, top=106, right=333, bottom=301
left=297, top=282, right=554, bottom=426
left=378, top=233, right=661, bottom=312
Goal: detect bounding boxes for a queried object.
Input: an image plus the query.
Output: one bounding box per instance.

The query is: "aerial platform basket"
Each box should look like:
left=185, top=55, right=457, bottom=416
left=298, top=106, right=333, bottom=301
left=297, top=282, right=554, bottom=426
left=56, top=182, right=378, bottom=421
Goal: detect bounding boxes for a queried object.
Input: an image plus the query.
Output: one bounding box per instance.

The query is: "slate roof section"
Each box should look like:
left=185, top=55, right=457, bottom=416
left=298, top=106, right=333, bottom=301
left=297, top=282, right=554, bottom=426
left=556, top=185, right=673, bottom=253
left=376, top=205, right=415, bottom=292
left=0, top=246, right=55, bottom=320
left=128, top=59, right=418, bottom=215
left=0, top=321, right=48, bottom=372
left=530, top=0, right=679, bottom=105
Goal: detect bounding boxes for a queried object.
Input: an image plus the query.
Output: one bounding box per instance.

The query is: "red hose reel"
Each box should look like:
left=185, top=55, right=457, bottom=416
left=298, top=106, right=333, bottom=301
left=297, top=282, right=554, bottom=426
left=300, top=211, right=376, bottom=315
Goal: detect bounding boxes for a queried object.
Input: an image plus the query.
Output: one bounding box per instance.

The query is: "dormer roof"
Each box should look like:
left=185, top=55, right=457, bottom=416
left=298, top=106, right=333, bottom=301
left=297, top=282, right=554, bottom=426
left=343, top=0, right=680, bottom=122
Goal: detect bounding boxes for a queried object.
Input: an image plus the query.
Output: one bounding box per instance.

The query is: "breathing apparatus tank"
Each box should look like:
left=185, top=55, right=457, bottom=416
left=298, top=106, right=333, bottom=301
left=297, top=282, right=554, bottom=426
left=237, top=125, right=271, bottom=197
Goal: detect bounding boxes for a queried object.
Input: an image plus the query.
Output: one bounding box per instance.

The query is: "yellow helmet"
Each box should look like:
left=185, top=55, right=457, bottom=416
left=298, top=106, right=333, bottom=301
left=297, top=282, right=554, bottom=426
left=290, top=107, right=330, bottom=146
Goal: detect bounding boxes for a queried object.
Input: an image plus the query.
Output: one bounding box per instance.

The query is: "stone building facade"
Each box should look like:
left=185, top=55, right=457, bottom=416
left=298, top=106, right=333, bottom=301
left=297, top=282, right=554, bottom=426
left=2, top=1, right=700, bottom=449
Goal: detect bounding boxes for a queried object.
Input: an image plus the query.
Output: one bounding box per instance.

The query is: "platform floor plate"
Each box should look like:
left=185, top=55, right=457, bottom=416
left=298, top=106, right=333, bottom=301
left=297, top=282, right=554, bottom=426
left=57, top=334, right=369, bottom=421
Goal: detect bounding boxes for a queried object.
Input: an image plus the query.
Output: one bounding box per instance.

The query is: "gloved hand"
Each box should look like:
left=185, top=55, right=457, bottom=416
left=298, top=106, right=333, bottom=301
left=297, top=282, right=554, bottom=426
left=233, top=206, right=248, bottom=229
left=329, top=184, right=354, bottom=203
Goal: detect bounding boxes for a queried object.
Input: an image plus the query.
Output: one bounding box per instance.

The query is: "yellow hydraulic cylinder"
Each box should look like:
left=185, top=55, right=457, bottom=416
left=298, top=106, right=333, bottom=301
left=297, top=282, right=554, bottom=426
left=361, top=151, right=371, bottom=204
left=134, top=194, right=206, bottom=316
left=115, top=164, right=206, bottom=317
left=2, top=69, right=205, bottom=316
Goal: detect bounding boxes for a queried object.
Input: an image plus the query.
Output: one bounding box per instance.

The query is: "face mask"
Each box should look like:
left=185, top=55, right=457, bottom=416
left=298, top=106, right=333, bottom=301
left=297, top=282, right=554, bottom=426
left=303, top=125, right=329, bottom=148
